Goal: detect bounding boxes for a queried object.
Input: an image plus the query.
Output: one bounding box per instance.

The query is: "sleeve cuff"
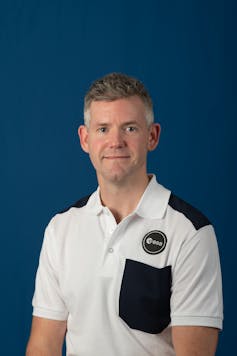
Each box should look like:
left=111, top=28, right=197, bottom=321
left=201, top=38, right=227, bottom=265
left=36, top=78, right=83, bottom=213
left=33, top=306, right=68, bottom=321
left=171, top=315, right=223, bottom=330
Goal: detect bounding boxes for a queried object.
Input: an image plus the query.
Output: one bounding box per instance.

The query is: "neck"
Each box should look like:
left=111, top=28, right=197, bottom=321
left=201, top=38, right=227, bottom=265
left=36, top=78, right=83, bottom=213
left=98, top=175, right=150, bottom=223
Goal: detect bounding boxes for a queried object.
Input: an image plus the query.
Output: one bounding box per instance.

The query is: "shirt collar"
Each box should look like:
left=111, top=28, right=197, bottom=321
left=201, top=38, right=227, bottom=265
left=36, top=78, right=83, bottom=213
left=85, top=175, right=171, bottom=219
left=85, top=187, right=104, bottom=215
left=134, top=175, right=171, bottom=219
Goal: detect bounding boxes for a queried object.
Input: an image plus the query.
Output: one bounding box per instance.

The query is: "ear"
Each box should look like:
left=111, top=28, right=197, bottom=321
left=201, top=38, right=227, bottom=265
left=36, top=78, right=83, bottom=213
left=78, top=125, right=89, bottom=153
left=147, top=123, right=161, bottom=151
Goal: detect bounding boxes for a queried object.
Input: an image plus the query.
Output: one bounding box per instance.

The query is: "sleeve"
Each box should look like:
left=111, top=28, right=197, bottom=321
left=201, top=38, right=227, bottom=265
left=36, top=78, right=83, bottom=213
left=32, top=222, right=68, bottom=321
left=170, top=224, right=223, bottom=329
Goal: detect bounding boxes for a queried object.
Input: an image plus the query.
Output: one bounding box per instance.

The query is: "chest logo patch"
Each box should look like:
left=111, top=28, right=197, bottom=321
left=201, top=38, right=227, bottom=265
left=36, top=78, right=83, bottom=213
left=142, top=230, right=167, bottom=255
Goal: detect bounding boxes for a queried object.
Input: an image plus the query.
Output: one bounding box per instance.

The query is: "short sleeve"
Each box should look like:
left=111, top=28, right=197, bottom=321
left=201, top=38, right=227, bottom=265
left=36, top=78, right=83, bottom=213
left=32, top=223, right=68, bottom=320
left=171, top=224, right=223, bottom=329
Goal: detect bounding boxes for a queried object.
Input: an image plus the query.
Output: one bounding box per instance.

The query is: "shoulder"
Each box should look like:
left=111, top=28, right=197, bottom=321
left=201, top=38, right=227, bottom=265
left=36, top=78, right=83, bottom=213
left=42, top=194, right=93, bottom=248
left=46, top=194, right=93, bottom=232
left=168, top=193, right=211, bottom=231
left=58, top=195, right=92, bottom=214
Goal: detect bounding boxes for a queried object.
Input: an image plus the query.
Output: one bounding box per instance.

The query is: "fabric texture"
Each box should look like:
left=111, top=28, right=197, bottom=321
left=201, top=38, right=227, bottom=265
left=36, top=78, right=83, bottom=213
left=32, top=175, right=223, bottom=356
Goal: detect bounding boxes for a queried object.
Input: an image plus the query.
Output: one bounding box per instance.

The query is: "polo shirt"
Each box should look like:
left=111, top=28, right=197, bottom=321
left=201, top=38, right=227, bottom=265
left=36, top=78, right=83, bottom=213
left=32, top=175, right=223, bottom=356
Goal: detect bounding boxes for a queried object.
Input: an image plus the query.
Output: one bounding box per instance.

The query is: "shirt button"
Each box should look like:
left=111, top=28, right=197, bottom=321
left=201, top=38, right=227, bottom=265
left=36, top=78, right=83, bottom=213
left=108, top=247, right=114, bottom=253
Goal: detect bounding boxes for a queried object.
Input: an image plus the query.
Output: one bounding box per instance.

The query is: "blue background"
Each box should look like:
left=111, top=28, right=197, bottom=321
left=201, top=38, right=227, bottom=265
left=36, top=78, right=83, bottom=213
left=0, top=1, right=236, bottom=354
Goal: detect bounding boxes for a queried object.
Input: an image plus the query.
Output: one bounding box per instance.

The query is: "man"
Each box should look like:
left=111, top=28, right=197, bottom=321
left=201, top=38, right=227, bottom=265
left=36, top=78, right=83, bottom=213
left=26, top=73, right=223, bottom=355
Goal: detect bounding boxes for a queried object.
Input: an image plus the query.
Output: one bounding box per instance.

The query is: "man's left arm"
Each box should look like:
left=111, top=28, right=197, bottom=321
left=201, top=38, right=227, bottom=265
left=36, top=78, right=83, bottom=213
left=170, top=224, right=223, bottom=354
left=172, top=326, right=219, bottom=356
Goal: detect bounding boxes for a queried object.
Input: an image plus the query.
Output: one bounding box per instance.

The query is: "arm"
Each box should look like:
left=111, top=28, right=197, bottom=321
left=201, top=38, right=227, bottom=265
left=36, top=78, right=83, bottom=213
left=172, top=326, right=219, bottom=356
left=170, top=224, right=222, bottom=354
left=27, top=222, right=69, bottom=355
left=26, top=316, right=67, bottom=356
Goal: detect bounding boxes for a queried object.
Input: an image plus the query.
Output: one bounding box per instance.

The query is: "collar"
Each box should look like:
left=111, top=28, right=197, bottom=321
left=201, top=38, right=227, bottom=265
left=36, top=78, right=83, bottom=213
left=85, top=187, right=104, bottom=215
left=85, top=175, right=171, bottom=220
left=134, top=175, right=171, bottom=219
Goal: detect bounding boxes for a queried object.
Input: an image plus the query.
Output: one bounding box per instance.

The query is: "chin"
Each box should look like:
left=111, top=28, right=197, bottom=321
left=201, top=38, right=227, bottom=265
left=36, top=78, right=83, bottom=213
left=102, top=171, right=128, bottom=184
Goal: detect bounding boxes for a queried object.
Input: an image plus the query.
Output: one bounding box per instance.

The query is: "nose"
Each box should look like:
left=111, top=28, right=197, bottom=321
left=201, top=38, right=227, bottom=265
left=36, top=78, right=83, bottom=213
left=108, top=128, right=125, bottom=149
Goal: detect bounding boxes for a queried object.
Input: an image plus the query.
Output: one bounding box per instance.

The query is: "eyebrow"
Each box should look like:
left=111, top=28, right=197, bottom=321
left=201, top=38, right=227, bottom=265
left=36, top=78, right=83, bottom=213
left=95, top=121, right=140, bottom=127
left=122, top=121, right=140, bottom=126
left=95, top=122, right=110, bottom=126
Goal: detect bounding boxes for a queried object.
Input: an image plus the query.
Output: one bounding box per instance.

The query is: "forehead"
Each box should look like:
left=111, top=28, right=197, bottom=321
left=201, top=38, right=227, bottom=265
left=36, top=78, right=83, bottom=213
left=89, top=96, right=146, bottom=123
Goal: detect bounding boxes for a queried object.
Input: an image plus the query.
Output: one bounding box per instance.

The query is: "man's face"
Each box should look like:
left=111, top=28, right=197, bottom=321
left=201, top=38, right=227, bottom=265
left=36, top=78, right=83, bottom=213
left=79, top=96, right=160, bottom=186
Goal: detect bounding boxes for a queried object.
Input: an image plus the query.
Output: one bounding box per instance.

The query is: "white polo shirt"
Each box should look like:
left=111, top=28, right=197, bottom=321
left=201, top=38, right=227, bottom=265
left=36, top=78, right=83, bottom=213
left=32, top=175, right=223, bottom=356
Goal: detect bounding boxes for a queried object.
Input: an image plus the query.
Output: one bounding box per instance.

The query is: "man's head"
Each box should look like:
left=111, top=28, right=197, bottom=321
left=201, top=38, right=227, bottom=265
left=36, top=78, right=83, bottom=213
left=79, top=73, right=160, bottom=187
left=84, top=73, right=154, bottom=127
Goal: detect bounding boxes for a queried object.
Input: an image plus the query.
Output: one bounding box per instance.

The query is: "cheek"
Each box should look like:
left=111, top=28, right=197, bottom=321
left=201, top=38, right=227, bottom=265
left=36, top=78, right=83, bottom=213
left=88, top=149, right=100, bottom=171
left=133, top=138, right=149, bottom=152
left=88, top=139, right=104, bottom=158
left=88, top=137, right=100, bottom=150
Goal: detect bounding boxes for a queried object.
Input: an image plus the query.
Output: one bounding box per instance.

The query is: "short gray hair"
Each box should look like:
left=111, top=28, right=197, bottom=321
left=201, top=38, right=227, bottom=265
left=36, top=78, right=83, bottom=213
left=84, top=72, right=154, bottom=127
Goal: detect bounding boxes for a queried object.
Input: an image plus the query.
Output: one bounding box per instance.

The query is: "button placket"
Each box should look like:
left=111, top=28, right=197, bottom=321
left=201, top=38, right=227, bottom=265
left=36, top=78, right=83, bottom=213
left=100, top=208, right=117, bottom=258
left=109, top=227, right=115, bottom=235
left=105, top=213, right=117, bottom=238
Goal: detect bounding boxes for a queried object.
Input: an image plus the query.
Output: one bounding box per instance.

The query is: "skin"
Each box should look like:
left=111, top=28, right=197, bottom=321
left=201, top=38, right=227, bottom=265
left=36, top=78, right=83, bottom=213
left=26, top=316, right=67, bottom=355
left=26, top=96, right=219, bottom=355
left=172, top=326, right=219, bottom=356
left=78, top=96, right=160, bottom=222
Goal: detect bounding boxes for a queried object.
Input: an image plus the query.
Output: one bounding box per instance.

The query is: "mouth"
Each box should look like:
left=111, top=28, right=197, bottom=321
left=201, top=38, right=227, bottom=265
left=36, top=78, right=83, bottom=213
left=103, top=156, right=130, bottom=159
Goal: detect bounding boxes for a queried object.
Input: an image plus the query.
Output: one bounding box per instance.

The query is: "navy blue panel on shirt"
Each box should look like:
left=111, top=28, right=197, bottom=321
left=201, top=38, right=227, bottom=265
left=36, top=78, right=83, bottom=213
left=59, top=195, right=91, bottom=214
left=168, top=193, right=210, bottom=230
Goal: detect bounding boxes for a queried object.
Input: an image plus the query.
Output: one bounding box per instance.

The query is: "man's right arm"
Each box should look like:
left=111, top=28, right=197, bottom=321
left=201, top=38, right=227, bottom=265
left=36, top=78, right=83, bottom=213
left=26, top=316, right=67, bottom=356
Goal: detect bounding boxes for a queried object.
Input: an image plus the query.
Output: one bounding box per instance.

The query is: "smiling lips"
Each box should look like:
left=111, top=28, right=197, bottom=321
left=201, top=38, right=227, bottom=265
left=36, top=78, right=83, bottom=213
left=103, top=155, right=130, bottom=159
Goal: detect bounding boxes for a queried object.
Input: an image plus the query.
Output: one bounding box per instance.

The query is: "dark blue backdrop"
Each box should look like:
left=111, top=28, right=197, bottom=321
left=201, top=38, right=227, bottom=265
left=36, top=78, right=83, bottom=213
left=0, top=1, right=236, bottom=354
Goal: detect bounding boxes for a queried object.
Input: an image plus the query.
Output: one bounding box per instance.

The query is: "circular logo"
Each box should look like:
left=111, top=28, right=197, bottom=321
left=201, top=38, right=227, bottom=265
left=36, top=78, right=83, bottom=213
left=142, top=230, right=167, bottom=255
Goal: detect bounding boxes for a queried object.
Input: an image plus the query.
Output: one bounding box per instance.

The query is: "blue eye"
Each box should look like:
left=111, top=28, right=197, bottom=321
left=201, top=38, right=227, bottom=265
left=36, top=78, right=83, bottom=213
left=98, top=127, right=107, bottom=133
left=126, top=126, right=137, bottom=132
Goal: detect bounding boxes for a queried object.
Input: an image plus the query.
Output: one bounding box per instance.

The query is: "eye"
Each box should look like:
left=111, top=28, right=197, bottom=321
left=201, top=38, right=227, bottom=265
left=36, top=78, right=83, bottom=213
left=125, top=126, right=138, bottom=132
left=97, top=127, right=107, bottom=133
